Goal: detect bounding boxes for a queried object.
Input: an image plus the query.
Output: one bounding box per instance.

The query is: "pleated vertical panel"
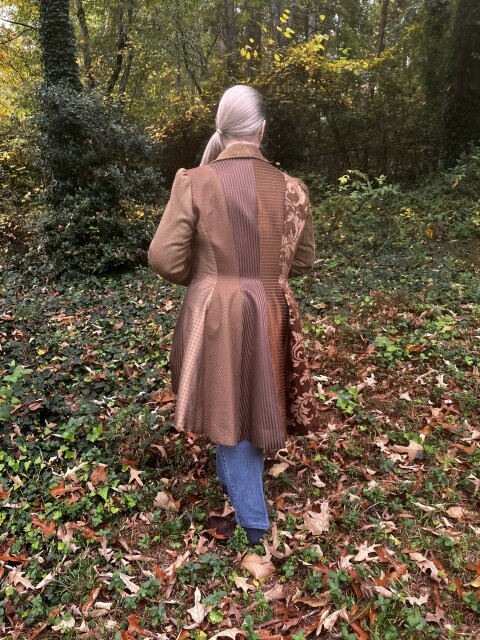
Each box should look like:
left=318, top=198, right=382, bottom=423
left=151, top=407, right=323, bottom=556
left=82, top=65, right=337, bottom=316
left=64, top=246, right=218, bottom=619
left=212, top=159, right=284, bottom=449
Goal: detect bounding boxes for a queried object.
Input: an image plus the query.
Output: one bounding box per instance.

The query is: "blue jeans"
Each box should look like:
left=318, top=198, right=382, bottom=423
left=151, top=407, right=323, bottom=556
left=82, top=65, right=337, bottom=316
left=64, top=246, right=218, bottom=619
left=216, top=440, right=270, bottom=530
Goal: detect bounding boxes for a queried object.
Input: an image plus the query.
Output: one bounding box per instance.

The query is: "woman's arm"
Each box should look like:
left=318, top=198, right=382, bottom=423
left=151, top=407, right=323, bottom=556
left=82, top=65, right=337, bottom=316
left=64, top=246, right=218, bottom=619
left=148, top=168, right=198, bottom=286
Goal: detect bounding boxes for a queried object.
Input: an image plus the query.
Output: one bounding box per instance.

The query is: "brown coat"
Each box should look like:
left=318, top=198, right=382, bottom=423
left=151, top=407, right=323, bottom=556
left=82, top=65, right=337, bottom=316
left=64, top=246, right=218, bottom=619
left=149, top=143, right=319, bottom=449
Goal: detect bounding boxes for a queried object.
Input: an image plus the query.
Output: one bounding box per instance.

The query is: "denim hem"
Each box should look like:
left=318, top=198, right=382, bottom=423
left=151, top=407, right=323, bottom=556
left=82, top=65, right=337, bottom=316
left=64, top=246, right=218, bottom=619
left=216, top=440, right=270, bottom=530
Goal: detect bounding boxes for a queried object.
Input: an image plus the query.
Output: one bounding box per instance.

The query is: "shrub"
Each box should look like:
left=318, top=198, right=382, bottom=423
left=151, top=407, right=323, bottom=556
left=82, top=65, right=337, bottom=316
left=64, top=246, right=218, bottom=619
left=37, top=85, right=166, bottom=276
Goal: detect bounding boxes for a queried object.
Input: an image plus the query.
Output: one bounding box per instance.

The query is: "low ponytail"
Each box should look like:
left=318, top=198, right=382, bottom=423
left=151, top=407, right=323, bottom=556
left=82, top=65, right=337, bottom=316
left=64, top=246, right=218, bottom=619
left=200, top=130, right=224, bottom=166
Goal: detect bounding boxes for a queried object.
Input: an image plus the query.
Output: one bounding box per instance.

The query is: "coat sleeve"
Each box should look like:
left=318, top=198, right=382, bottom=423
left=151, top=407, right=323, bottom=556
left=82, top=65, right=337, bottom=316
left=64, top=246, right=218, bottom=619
left=148, top=168, right=197, bottom=286
left=288, top=180, right=315, bottom=279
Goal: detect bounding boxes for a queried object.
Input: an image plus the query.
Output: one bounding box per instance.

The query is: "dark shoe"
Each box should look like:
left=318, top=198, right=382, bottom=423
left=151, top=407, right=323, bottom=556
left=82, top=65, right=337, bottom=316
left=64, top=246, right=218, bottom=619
left=243, top=527, right=268, bottom=545
left=205, top=514, right=236, bottom=541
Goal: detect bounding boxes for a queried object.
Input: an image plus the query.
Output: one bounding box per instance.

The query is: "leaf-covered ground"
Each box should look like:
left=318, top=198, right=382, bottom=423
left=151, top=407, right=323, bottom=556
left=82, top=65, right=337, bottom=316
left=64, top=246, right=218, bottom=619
left=1, top=240, right=480, bottom=640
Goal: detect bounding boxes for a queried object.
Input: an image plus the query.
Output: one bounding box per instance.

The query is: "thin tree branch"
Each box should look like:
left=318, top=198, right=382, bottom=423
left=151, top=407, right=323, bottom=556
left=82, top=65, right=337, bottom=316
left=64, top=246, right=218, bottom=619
left=0, top=29, right=28, bottom=45
left=0, top=17, right=37, bottom=31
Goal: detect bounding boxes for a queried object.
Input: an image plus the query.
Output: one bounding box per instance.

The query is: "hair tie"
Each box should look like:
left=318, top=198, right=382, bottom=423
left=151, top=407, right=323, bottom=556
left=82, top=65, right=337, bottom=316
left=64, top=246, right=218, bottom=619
left=216, top=128, right=223, bottom=136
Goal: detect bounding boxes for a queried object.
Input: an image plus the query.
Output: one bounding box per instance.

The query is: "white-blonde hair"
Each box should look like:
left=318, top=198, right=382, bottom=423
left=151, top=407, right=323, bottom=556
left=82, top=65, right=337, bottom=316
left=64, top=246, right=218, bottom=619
left=200, top=85, right=265, bottom=165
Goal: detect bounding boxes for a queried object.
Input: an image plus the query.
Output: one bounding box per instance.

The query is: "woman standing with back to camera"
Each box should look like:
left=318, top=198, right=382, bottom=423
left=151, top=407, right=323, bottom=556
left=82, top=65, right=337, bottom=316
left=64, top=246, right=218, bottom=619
left=148, top=85, right=319, bottom=544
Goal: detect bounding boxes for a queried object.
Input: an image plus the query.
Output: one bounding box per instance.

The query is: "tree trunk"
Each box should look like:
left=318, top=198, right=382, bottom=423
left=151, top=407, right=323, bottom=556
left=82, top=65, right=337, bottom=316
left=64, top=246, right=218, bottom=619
left=105, top=0, right=135, bottom=97
left=442, top=0, right=480, bottom=164
left=38, top=0, right=82, bottom=91
left=423, top=0, right=451, bottom=164
left=375, top=0, right=389, bottom=56
left=271, top=0, right=280, bottom=41
left=76, top=0, right=95, bottom=89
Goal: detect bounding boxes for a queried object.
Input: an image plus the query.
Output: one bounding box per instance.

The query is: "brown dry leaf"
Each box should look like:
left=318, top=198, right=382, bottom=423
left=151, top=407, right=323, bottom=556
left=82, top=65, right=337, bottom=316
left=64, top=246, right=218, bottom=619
left=234, top=576, right=255, bottom=593
left=187, top=587, right=206, bottom=625
left=8, top=566, right=35, bottom=590
left=35, top=572, right=55, bottom=589
left=128, top=467, right=144, bottom=486
left=81, top=585, right=102, bottom=614
left=264, top=584, right=285, bottom=601
left=241, top=553, right=276, bottom=580
left=154, top=491, right=179, bottom=511
left=390, top=440, right=424, bottom=461
left=406, top=589, right=430, bottom=606
left=354, top=542, right=379, bottom=562
left=316, top=607, right=342, bottom=634
left=0, top=549, right=29, bottom=563
left=90, top=464, right=108, bottom=485
left=31, top=514, right=56, bottom=537
left=28, top=621, right=50, bottom=640
left=208, top=629, right=246, bottom=640
left=268, top=462, right=290, bottom=477
left=151, top=390, right=174, bottom=403
left=150, top=444, right=167, bottom=458
left=118, top=572, right=140, bottom=593
left=408, top=552, right=441, bottom=582
left=303, top=501, right=330, bottom=535
left=446, top=506, right=466, bottom=519
left=312, top=473, right=326, bottom=488
left=126, top=614, right=149, bottom=638
left=263, top=524, right=293, bottom=559
left=50, top=482, right=82, bottom=497
left=425, top=606, right=447, bottom=624
left=0, top=485, right=12, bottom=499
left=293, top=591, right=330, bottom=608
left=52, top=615, right=76, bottom=632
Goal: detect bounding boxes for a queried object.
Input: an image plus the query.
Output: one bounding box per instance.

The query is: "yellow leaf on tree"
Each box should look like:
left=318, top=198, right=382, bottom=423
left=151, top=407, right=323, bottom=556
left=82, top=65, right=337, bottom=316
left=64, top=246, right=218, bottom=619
left=274, top=53, right=281, bottom=62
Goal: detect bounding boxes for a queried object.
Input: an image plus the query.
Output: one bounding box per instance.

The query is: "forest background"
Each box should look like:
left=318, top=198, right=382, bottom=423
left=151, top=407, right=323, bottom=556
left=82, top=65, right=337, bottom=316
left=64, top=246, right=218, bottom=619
left=1, top=1, right=480, bottom=639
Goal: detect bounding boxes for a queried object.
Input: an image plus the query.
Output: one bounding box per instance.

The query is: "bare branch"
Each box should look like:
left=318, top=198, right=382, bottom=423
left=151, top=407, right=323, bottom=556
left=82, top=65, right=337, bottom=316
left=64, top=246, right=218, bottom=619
left=0, top=17, right=37, bottom=31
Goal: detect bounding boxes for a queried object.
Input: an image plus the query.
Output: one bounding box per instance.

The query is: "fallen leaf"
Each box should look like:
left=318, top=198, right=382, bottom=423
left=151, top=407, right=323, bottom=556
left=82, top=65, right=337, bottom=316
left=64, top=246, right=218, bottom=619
left=154, top=491, right=179, bottom=511
left=81, top=585, right=102, bottom=614
left=118, top=573, right=140, bottom=593
left=312, top=473, right=326, bottom=488
left=234, top=576, right=255, bottom=593
left=50, top=482, right=82, bottom=497
left=264, top=584, right=285, bottom=601
left=354, top=542, right=379, bottom=563
left=127, top=614, right=149, bottom=638
left=35, top=572, right=55, bottom=589
left=293, top=592, right=330, bottom=608
left=187, top=587, right=206, bottom=624
left=406, top=590, right=430, bottom=606
left=316, top=607, right=342, bottom=634
left=0, top=485, right=12, bottom=499
left=208, top=629, right=246, bottom=640
left=408, top=552, right=441, bottom=582
left=128, top=467, right=144, bottom=486
left=268, top=462, right=290, bottom=477
left=8, top=566, right=35, bottom=590
left=303, top=501, right=330, bottom=535
left=90, top=464, right=108, bottom=485
left=52, top=615, right=75, bottom=632
left=390, top=440, right=424, bottom=462
left=446, top=506, right=465, bottom=519
left=31, top=515, right=56, bottom=537
left=425, top=606, right=447, bottom=624
left=242, top=553, right=276, bottom=580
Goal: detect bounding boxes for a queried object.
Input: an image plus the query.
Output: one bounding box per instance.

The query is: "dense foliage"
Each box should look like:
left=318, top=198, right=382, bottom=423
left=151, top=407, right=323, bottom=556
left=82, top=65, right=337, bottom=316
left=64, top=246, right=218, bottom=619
left=37, top=85, right=165, bottom=275
left=1, top=0, right=479, bottom=274
left=1, top=206, right=479, bottom=637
